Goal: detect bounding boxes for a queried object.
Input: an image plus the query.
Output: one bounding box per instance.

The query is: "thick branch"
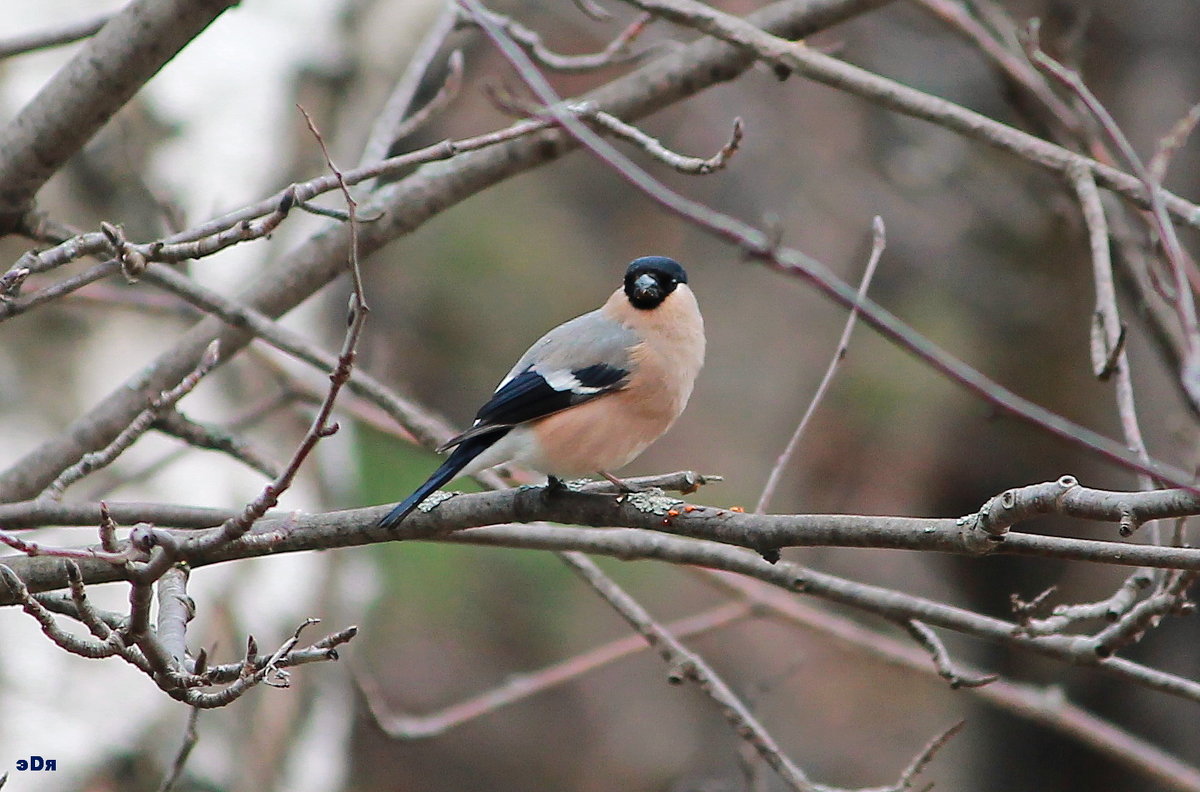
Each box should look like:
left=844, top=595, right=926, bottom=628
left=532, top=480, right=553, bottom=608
left=6, top=490, right=1200, bottom=705
left=12, top=475, right=1200, bottom=599
left=0, top=0, right=240, bottom=230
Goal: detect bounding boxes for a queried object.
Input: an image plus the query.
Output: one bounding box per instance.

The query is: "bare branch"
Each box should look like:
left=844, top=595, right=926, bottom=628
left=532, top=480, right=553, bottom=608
left=902, top=620, right=997, bottom=689
left=0, top=564, right=119, bottom=659
left=156, top=707, right=200, bottom=792
left=0, top=14, right=112, bottom=60
left=464, top=6, right=655, bottom=72
left=10, top=478, right=1200, bottom=710
left=493, top=85, right=744, bottom=174
left=17, top=473, right=1200, bottom=590
left=155, top=565, right=194, bottom=667
left=1016, top=570, right=1153, bottom=637
left=180, top=618, right=354, bottom=708
left=359, top=3, right=461, bottom=169
left=3, top=117, right=571, bottom=292
left=0, top=0, right=241, bottom=231
left=1090, top=571, right=1197, bottom=658
left=451, top=523, right=1200, bottom=703
left=756, top=216, right=884, bottom=514
left=572, top=0, right=614, bottom=22
left=556, top=549, right=817, bottom=792
left=0, top=528, right=129, bottom=564
left=198, top=624, right=357, bottom=683
left=38, top=340, right=221, bottom=501
left=0, top=266, right=30, bottom=300
left=617, top=0, right=1200, bottom=230
left=298, top=106, right=368, bottom=306
left=138, top=263, right=456, bottom=453
left=911, top=0, right=1080, bottom=139
left=888, top=721, right=964, bottom=792
left=191, top=300, right=362, bottom=549
left=0, top=260, right=120, bottom=323
left=151, top=410, right=281, bottom=480
left=189, top=128, right=367, bottom=551
left=707, top=571, right=1200, bottom=792
left=98, top=503, right=119, bottom=552
left=1023, top=25, right=1200, bottom=411
left=360, top=600, right=752, bottom=739
left=582, top=105, right=743, bottom=173
left=388, top=50, right=465, bottom=145
left=1149, top=102, right=1200, bottom=183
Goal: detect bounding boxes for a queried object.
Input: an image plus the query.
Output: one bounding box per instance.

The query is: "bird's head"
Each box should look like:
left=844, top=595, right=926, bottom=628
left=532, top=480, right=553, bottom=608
left=624, top=256, right=688, bottom=310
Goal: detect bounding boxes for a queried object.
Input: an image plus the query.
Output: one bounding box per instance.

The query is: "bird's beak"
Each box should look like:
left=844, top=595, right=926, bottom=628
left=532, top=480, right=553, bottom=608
left=631, top=273, right=662, bottom=303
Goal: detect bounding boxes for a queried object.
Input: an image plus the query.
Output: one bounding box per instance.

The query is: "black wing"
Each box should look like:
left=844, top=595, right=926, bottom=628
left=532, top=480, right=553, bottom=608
left=438, top=362, right=628, bottom=451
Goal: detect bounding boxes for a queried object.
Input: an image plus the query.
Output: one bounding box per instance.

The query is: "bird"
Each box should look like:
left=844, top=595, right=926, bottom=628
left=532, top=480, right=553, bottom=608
left=377, top=255, right=705, bottom=529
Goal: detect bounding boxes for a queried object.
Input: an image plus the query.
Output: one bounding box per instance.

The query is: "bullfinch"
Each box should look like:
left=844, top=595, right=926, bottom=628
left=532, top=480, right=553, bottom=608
left=378, top=256, right=705, bottom=529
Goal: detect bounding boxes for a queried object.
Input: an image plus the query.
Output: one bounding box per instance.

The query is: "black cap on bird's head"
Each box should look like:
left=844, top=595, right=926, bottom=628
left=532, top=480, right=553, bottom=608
left=624, top=256, right=688, bottom=310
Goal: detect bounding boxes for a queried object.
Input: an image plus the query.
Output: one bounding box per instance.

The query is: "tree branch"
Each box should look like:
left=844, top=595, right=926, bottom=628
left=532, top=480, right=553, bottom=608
left=557, top=549, right=817, bottom=792
left=0, top=0, right=240, bottom=231
left=0, top=13, right=112, bottom=61
left=0, top=0, right=892, bottom=503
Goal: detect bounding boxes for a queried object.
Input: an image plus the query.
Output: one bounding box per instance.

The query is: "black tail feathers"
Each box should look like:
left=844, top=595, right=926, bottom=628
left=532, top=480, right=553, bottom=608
left=377, top=433, right=502, bottom=529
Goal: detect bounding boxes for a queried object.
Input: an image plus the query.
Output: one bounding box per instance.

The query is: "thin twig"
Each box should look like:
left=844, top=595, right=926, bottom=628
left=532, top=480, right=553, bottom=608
left=138, top=262, right=458, bottom=454
left=1068, top=162, right=1158, bottom=539
left=911, top=0, right=1080, bottom=139
left=187, top=113, right=370, bottom=550
left=0, top=564, right=121, bottom=659
left=1090, top=571, right=1198, bottom=658
left=151, top=409, right=281, bottom=480
left=180, top=619, right=350, bottom=708
left=387, top=50, right=464, bottom=145
left=299, top=106, right=367, bottom=306
left=198, top=624, right=357, bottom=683
left=38, top=340, right=221, bottom=501
left=556, top=550, right=818, bottom=792
left=579, top=105, right=743, bottom=174
left=358, top=3, right=461, bottom=169
left=890, top=721, right=965, bottom=792
left=0, top=259, right=120, bottom=322
left=360, top=600, right=753, bottom=739
left=1149, top=102, right=1200, bottom=183
left=702, top=568, right=1200, bottom=792
left=463, top=6, right=654, bottom=72
left=1024, top=28, right=1200, bottom=410
left=756, top=216, right=884, bottom=514
left=156, top=707, right=200, bottom=792
left=489, top=84, right=744, bottom=173
left=1016, top=570, right=1153, bottom=637
left=903, top=620, right=997, bottom=689
left=4, top=119, right=562, bottom=294
left=0, top=527, right=131, bottom=564
left=0, top=14, right=113, bottom=60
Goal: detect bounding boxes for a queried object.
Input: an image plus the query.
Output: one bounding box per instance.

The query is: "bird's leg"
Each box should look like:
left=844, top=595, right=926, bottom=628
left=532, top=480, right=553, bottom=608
left=599, top=470, right=639, bottom=494
left=545, top=474, right=568, bottom=494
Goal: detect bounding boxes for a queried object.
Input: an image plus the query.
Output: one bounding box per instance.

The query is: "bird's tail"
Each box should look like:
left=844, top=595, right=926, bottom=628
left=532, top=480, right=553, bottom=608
left=377, top=434, right=500, bottom=530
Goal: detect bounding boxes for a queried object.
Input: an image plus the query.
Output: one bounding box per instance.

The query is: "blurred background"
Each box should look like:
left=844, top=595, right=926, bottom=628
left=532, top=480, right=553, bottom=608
left=2, top=0, right=1200, bottom=790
